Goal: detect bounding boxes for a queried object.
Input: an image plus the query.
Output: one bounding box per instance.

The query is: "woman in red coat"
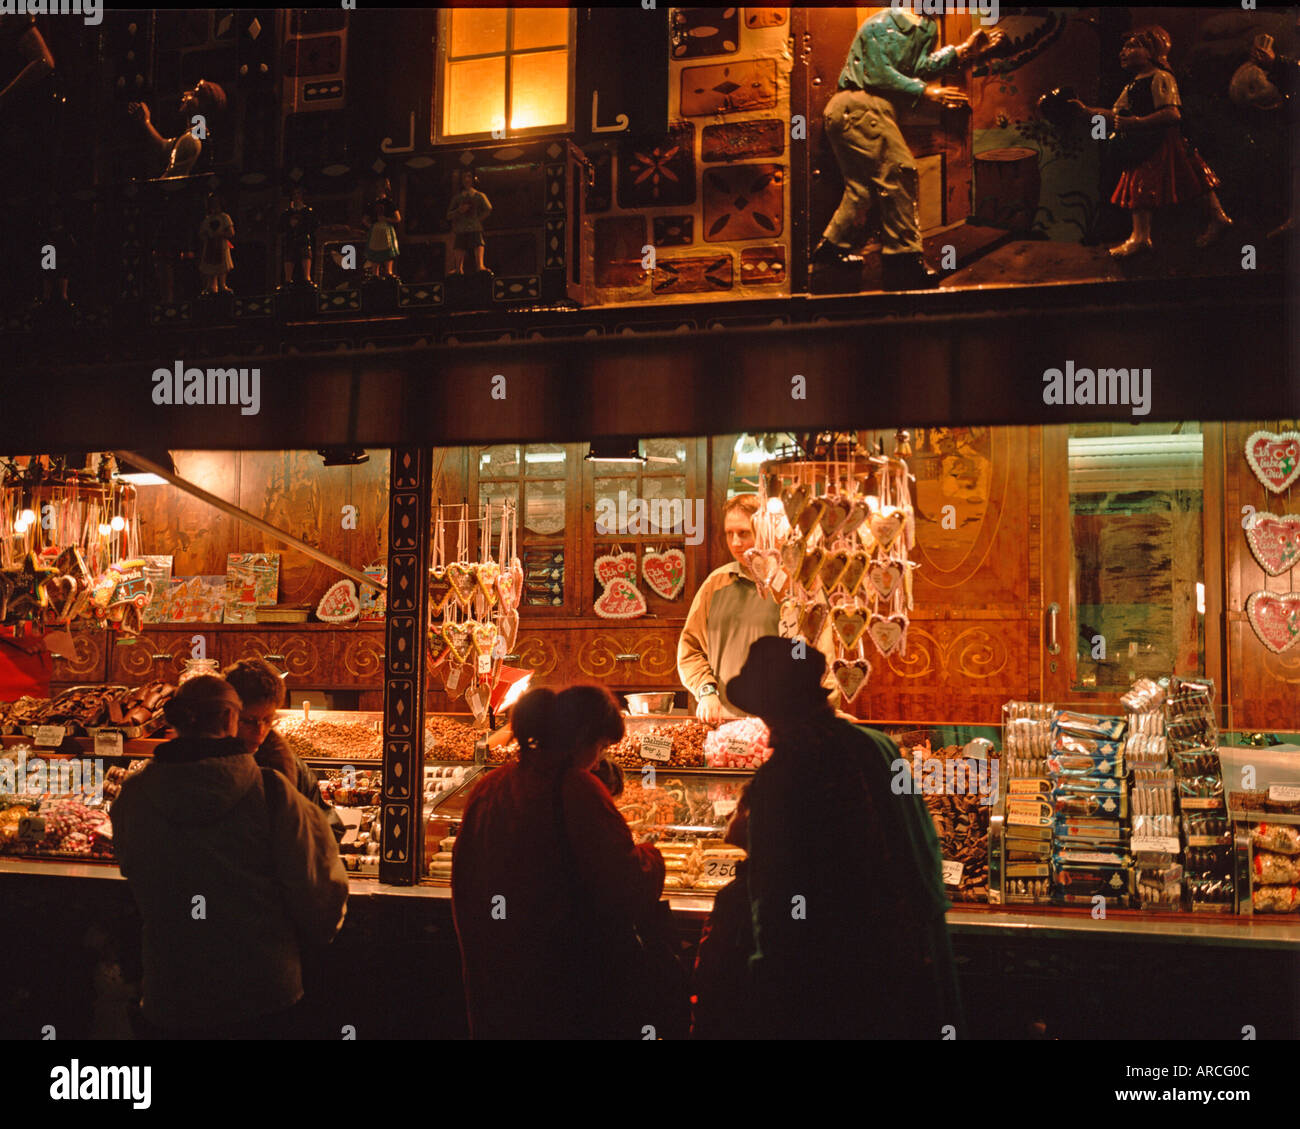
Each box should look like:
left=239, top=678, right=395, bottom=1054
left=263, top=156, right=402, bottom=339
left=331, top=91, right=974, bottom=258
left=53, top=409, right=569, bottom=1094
left=452, top=685, right=665, bottom=1039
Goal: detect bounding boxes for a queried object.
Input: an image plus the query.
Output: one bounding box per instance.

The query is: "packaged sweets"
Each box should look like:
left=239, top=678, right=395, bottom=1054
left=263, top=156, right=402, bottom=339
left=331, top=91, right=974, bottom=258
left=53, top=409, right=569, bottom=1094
left=1251, top=822, right=1300, bottom=856
left=1254, top=851, right=1300, bottom=885
left=1251, top=884, right=1300, bottom=913
left=1053, top=710, right=1126, bottom=741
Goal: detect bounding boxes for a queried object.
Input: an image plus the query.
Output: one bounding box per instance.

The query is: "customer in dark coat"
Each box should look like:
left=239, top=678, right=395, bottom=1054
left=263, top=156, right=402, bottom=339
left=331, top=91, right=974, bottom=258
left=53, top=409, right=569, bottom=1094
left=452, top=684, right=665, bottom=1039
left=728, top=637, right=961, bottom=1039
left=223, top=657, right=344, bottom=842
left=110, top=676, right=348, bottom=1038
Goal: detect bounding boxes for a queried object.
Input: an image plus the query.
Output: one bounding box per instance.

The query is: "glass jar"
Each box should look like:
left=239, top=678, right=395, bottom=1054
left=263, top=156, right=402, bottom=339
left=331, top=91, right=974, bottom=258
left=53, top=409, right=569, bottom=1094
left=178, top=657, right=221, bottom=685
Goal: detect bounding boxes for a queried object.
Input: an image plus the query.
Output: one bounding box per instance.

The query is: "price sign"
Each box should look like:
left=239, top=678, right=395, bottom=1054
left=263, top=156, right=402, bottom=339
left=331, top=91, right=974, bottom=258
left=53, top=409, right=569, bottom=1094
left=94, top=731, right=124, bottom=757
left=17, top=816, right=45, bottom=842
left=702, top=855, right=739, bottom=882
left=476, top=653, right=492, bottom=675
left=712, top=798, right=738, bottom=819
left=1268, top=784, right=1300, bottom=803
left=1131, top=836, right=1181, bottom=854
left=34, top=726, right=67, bottom=748
left=639, top=735, right=673, bottom=762
left=724, top=737, right=751, bottom=760
left=446, top=665, right=465, bottom=694
left=941, top=859, right=964, bottom=886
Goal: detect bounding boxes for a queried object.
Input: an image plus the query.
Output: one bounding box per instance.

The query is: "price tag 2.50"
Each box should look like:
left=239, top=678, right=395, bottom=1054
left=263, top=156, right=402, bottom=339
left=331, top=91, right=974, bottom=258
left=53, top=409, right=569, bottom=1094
left=703, top=856, right=738, bottom=882
left=639, top=735, right=673, bottom=763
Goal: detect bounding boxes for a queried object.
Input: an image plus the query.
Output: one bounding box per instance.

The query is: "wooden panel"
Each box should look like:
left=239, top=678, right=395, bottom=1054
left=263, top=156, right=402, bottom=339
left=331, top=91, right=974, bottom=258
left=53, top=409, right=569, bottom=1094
left=51, top=626, right=109, bottom=686
left=220, top=630, right=332, bottom=687
left=108, top=628, right=198, bottom=684
left=134, top=451, right=242, bottom=577
left=335, top=629, right=387, bottom=687
left=574, top=626, right=683, bottom=687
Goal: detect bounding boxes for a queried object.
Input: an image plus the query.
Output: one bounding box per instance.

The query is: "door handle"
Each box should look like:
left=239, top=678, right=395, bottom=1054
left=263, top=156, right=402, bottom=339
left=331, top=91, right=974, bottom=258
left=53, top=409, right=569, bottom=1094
left=1046, top=603, right=1060, bottom=656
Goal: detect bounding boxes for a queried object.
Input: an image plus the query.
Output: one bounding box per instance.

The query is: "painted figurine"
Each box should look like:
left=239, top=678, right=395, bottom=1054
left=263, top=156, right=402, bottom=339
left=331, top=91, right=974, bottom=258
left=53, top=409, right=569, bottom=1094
left=364, top=178, right=401, bottom=278
left=197, top=192, right=234, bottom=293
left=1072, top=26, right=1232, bottom=257
left=446, top=168, right=492, bottom=275
left=814, top=8, right=1005, bottom=289
left=279, top=186, right=317, bottom=283
left=128, top=80, right=227, bottom=179
left=1249, top=27, right=1298, bottom=239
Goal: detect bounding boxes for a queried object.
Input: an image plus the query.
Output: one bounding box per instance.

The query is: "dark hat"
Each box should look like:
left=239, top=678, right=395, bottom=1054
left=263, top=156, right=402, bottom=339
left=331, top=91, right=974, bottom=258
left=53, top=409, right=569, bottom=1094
left=726, top=635, right=829, bottom=721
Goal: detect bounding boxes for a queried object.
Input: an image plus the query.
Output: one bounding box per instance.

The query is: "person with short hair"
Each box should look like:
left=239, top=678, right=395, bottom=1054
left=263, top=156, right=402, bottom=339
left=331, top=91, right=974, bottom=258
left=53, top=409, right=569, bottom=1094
left=110, top=676, right=348, bottom=1039
left=677, top=492, right=838, bottom=722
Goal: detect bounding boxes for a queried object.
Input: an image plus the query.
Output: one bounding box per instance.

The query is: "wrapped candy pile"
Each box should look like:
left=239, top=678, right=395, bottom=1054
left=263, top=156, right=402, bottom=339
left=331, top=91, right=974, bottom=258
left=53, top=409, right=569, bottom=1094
left=704, top=716, right=773, bottom=769
left=30, top=798, right=113, bottom=857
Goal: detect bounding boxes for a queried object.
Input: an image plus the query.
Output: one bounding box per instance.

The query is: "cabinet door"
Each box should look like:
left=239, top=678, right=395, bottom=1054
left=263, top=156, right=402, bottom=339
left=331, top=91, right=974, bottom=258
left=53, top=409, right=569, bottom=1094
left=51, top=627, right=109, bottom=686
left=108, top=629, right=198, bottom=684
left=221, top=631, right=331, bottom=687
left=335, top=629, right=386, bottom=688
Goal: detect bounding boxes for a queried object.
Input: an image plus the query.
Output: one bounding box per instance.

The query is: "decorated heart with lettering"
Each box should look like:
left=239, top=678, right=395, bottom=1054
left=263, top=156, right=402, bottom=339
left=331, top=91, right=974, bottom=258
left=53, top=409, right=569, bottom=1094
left=500, top=608, right=519, bottom=652
left=595, top=551, right=638, bottom=588
left=1245, top=430, right=1300, bottom=494
left=781, top=484, right=809, bottom=526
left=839, top=500, right=869, bottom=542
left=839, top=551, right=869, bottom=597
left=472, top=620, right=498, bottom=658
left=442, top=621, right=473, bottom=664
left=1246, top=591, right=1300, bottom=653
left=744, top=548, right=781, bottom=599
left=428, top=629, right=452, bottom=667
left=799, top=600, right=828, bottom=642
left=819, top=497, right=850, bottom=540
left=868, top=507, right=905, bottom=555
left=447, top=562, right=478, bottom=610
left=594, top=576, right=647, bottom=619
left=865, top=561, right=903, bottom=602
left=868, top=613, right=908, bottom=657
left=317, top=579, right=361, bottom=623
left=832, top=658, right=871, bottom=701
left=496, top=569, right=516, bottom=614
left=818, top=549, right=851, bottom=593
left=797, top=544, right=825, bottom=591
left=1247, top=513, right=1300, bottom=577
left=780, top=539, right=805, bottom=581
left=831, top=605, right=868, bottom=650
left=476, top=562, right=500, bottom=608
left=795, top=498, right=828, bottom=540
left=429, top=565, right=454, bottom=615
left=642, top=548, right=686, bottom=600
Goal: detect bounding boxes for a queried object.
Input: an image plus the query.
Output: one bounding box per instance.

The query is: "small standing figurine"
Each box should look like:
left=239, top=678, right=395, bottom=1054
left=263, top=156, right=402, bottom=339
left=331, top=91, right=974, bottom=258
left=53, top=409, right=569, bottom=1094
left=128, top=80, right=227, bottom=179
left=1248, top=27, right=1298, bottom=239
left=279, top=186, right=317, bottom=283
left=197, top=192, right=234, bottom=293
left=363, top=177, right=401, bottom=279
left=446, top=168, right=492, bottom=275
left=1072, top=26, right=1233, bottom=257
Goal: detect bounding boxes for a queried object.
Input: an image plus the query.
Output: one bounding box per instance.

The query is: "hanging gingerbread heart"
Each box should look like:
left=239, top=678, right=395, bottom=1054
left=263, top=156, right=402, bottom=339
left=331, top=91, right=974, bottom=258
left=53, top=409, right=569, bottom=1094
left=838, top=499, right=870, bottom=542
left=510, top=557, right=525, bottom=605
left=317, top=579, right=361, bottom=623
left=642, top=548, right=686, bottom=600
left=442, top=621, right=473, bottom=665
left=447, top=562, right=478, bottom=610
left=595, top=551, right=638, bottom=588
left=476, top=561, right=501, bottom=608
left=429, top=565, right=454, bottom=615
left=780, top=539, right=805, bottom=581
left=781, top=484, right=809, bottom=526
left=831, top=605, right=868, bottom=650
left=795, top=498, right=828, bottom=540
left=839, top=551, right=869, bottom=597
left=1246, top=591, right=1300, bottom=653
left=831, top=657, right=871, bottom=700
left=594, top=576, right=647, bottom=619
left=1245, top=430, right=1300, bottom=494
left=472, top=620, right=498, bottom=658
left=868, top=507, right=905, bottom=555
left=868, top=612, right=908, bottom=657
left=818, top=548, right=851, bottom=593
left=428, top=629, right=452, bottom=668
left=865, top=561, right=903, bottom=602
left=744, top=547, right=779, bottom=592
left=495, top=569, right=516, bottom=614
left=1246, top=513, right=1300, bottom=576
left=499, top=607, right=520, bottom=652
left=819, top=496, right=850, bottom=540
left=798, top=601, right=828, bottom=642
left=797, top=544, right=825, bottom=591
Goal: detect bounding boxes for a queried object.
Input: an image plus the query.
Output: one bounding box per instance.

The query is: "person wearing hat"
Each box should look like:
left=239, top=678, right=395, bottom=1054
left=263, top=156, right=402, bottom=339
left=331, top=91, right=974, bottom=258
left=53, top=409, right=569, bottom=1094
left=110, top=675, right=348, bottom=1038
left=726, top=636, right=960, bottom=1039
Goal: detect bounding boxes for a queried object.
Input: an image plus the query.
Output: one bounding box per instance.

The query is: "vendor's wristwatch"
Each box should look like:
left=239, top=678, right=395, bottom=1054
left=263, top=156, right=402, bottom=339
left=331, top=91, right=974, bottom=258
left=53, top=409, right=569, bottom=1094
left=698, top=683, right=718, bottom=699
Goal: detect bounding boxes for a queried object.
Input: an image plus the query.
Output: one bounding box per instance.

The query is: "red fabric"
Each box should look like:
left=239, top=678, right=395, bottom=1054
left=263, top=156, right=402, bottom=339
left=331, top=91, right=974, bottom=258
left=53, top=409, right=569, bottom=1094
left=451, top=763, right=664, bottom=1039
left=1111, top=129, right=1219, bottom=211
left=0, top=633, right=52, bottom=701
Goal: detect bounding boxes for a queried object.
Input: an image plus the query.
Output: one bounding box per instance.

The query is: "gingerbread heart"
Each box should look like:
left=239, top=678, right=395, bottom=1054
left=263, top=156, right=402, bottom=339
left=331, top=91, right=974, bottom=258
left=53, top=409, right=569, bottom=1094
left=868, top=508, right=905, bottom=555
left=1246, top=591, right=1300, bottom=653
left=831, top=605, right=868, bottom=650
left=865, top=561, right=903, bottom=602
left=818, top=549, right=851, bottom=593
left=593, top=577, right=646, bottom=619
left=1247, top=513, right=1300, bottom=577
left=795, top=498, right=828, bottom=540
left=839, top=551, right=869, bottom=597
left=442, top=621, right=473, bottom=664
left=317, top=579, right=361, bottom=623
left=744, top=547, right=780, bottom=590
left=476, top=562, right=501, bottom=608
left=500, top=608, right=519, bottom=652
left=799, top=601, right=829, bottom=643
left=447, top=562, right=478, bottom=610
left=797, top=545, right=825, bottom=591
left=838, top=500, right=869, bottom=542
left=428, top=565, right=454, bottom=615
left=496, top=569, right=516, bottom=614
left=781, top=484, right=809, bottom=526
left=868, top=613, right=907, bottom=657
left=595, top=551, right=638, bottom=589
left=819, top=497, right=850, bottom=540
left=642, top=548, right=686, bottom=600
left=42, top=576, right=79, bottom=621
left=472, top=620, right=498, bottom=658
left=428, top=629, right=452, bottom=667
left=1245, top=430, right=1300, bottom=494
left=510, top=557, right=525, bottom=605
left=832, top=657, right=871, bottom=700
left=781, top=539, right=805, bottom=581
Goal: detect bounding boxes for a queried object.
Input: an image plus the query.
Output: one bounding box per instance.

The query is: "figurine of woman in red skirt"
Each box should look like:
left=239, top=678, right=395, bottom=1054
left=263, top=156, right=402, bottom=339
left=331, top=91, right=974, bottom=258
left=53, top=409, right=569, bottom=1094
left=1074, top=26, right=1233, bottom=257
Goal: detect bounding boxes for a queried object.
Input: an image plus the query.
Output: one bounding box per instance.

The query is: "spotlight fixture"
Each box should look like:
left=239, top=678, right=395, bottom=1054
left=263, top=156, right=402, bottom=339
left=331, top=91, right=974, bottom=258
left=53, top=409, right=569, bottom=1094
left=317, top=447, right=370, bottom=467
left=585, top=438, right=645, bottom=464
left=116, top=450, right=176, bottom=485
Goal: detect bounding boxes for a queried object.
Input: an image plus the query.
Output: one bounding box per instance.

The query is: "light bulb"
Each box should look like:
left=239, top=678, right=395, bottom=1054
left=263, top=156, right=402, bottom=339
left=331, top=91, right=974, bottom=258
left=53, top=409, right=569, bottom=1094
left=110, top=515, right=126, bottom=531
left=19, top=508, right=35, bottom=524
left=13, top=518, right=28, bottom=533
left=98, top=523, right=112, bottom=536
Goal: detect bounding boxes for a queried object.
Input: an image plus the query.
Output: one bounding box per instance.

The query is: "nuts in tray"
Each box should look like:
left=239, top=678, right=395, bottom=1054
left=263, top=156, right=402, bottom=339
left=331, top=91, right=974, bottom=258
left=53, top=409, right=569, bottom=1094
left=606, top=719, right=712, bottom=768
left=424, top=715, right=479, bottom=762
left=275, top=716, right=383, bottom=760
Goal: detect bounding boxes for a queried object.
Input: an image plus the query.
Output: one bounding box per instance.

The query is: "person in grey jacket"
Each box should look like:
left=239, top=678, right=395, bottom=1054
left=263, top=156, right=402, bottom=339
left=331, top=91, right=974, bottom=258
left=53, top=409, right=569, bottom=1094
left=110, top=676, right=348, bottom=1038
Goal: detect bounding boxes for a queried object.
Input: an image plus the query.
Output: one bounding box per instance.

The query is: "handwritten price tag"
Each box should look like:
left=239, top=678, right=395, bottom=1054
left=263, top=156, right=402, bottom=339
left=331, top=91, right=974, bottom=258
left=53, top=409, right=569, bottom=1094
left=941, top=859, right=964, bottom=886
left=712, top=798, right=738, bottom=819
left=1269, top=784, right=1300, bottom=802
left=1131, top=836, right=1181, bottom=854
left=724, top=737, right=751, bottom=759
left=94, top=731, right=124, bottom=757
left=34, top=725, right=67, bottom=748
left=639, top=734, right=673, bottom=762
left=702, top=855, right=739, bottom=882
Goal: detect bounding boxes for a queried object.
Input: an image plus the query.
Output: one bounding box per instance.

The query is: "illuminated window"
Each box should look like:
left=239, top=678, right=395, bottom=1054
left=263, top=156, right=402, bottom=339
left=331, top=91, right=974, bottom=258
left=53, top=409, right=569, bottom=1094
left=438, top=8, right=574, bottom=141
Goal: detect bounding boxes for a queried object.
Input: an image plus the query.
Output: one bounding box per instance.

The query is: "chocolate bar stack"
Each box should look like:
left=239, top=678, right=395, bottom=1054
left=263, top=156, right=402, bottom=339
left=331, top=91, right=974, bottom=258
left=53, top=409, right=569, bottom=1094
left=1123, top=678, right=1182, bottom=909
left=1001, top=701, right=1055, bottom=903
left=1048, top=709, right=1132, bottom=908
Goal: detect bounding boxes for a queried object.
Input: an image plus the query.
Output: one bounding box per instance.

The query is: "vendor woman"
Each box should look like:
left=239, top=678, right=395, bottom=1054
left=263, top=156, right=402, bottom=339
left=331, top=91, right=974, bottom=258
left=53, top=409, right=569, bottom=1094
left=677, top=493, right=838, bottom=721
